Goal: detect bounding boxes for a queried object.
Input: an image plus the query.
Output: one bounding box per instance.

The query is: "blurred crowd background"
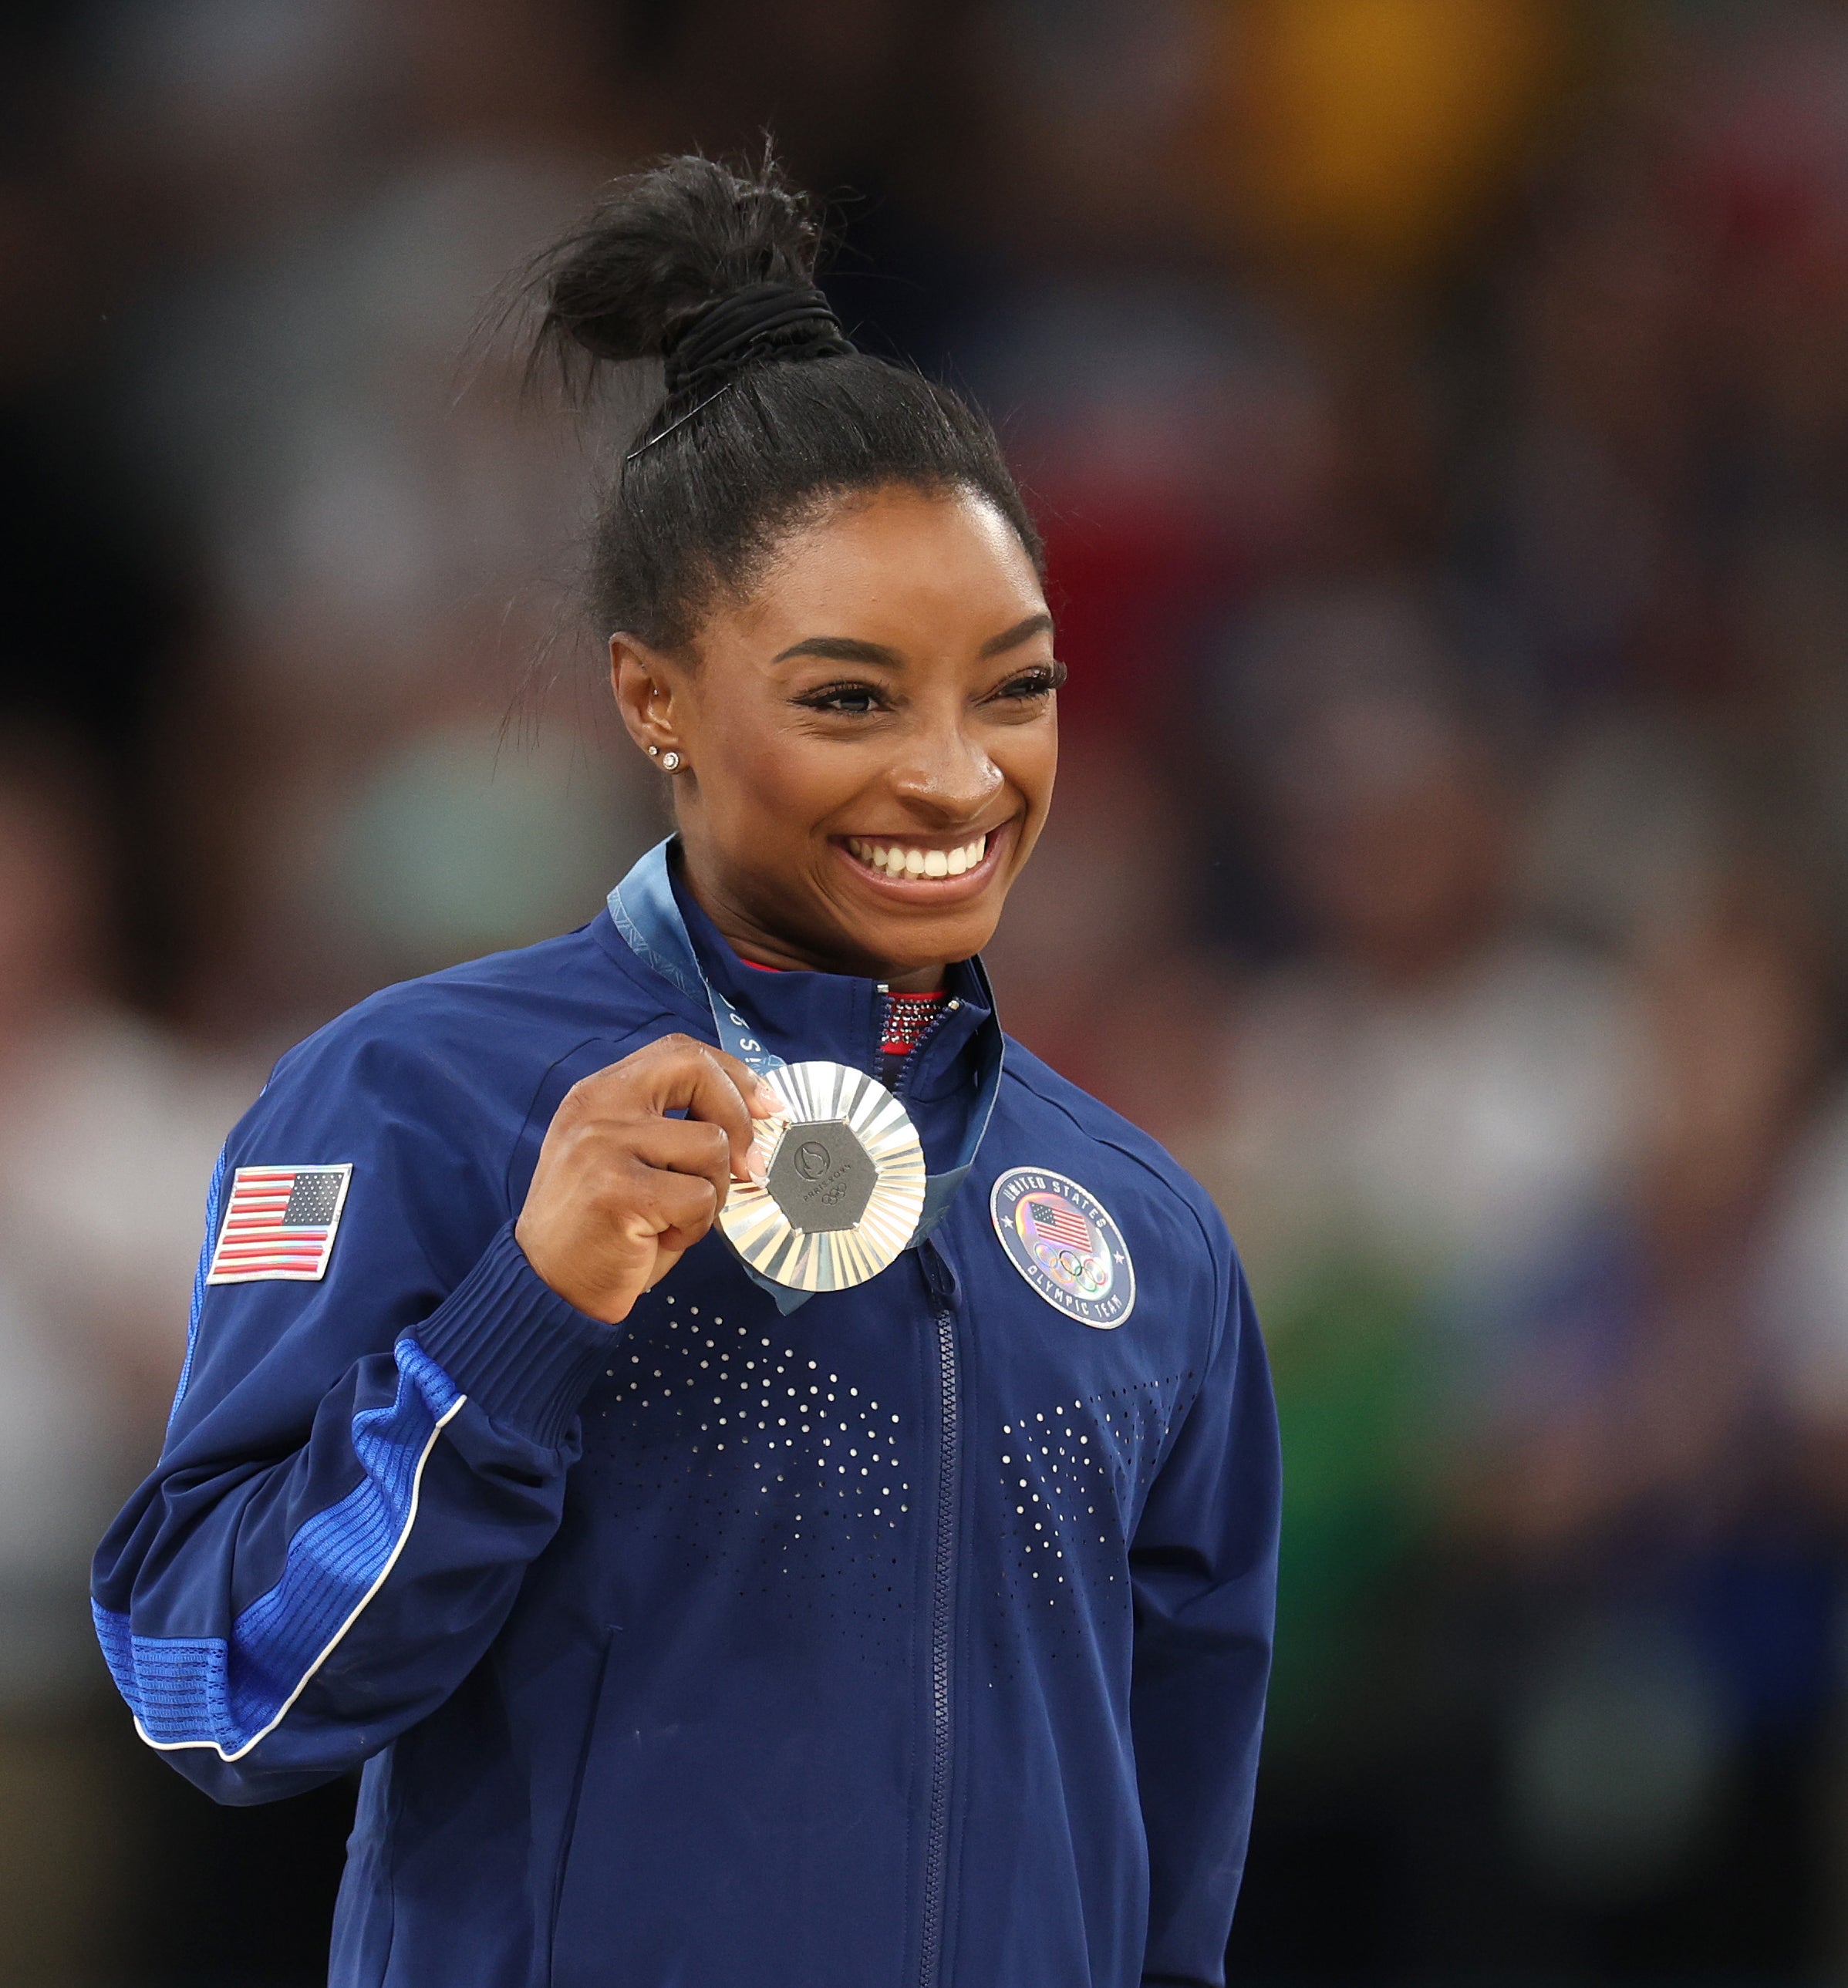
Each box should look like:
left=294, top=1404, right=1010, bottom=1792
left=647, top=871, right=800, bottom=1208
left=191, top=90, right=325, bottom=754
left=4, top=0, right=1848, bottom=1980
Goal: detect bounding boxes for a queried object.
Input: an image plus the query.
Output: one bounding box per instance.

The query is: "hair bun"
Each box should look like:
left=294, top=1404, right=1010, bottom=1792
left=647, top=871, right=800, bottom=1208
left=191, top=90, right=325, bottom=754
left=663, top=281, right=852, bottom=399
left=509, top=142, right=1040, bottom=657
left=530, top=151, right=829, bottom=389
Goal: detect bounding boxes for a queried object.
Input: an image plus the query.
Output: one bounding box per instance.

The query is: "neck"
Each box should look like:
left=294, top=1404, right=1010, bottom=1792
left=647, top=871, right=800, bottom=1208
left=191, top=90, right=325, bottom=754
left=680, top=858, right=949, bottom=992
left=882, top=963, right=950, bottom=993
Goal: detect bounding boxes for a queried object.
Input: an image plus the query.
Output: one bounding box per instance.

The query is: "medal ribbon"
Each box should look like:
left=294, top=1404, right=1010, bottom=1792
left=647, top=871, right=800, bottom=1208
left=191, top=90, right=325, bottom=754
left=608, top=838, right=1003, bottom=1308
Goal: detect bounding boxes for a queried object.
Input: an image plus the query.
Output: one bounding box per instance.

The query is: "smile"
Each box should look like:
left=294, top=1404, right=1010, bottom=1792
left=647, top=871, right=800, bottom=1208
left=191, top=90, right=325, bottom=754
left=845, top=834, right=989, bottom=881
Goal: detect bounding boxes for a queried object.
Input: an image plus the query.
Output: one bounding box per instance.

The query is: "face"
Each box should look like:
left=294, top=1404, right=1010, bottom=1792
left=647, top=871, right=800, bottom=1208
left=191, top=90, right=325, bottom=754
left=612, top=485, right=1057, bottom=987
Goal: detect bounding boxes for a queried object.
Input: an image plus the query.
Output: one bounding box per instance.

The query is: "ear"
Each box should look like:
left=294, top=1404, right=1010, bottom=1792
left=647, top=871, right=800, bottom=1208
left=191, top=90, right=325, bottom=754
left=610, top=634, right=686, bottom=763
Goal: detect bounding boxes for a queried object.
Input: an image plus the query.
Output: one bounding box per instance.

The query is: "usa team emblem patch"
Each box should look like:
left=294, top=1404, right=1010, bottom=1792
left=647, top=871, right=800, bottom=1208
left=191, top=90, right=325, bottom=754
left=990, top=1168, right=1135, bottom=1328
left=206, top=1165, right=352, bottom=1284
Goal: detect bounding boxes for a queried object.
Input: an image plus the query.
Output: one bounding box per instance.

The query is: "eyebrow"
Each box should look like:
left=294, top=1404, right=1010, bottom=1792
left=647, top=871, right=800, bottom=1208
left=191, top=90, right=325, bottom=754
left=771, top=612, right=1054, bottom=668
left=979, top=612, right=1055, bottom=659
left=771, top=635, right=902, bottom=666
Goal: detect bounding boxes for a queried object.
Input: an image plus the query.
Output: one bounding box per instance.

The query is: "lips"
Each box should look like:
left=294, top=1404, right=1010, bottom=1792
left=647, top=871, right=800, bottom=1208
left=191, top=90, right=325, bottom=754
left=845, top=833, right=989, bottom=881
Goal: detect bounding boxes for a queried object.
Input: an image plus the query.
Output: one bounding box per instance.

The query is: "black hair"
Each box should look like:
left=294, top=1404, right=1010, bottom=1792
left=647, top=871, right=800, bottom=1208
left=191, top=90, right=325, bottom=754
left=523, top=150, right=1041, bottom=652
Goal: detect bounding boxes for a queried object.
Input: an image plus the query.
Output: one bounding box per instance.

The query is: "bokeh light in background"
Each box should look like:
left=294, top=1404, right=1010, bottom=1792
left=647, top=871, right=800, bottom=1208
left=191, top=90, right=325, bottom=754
left=5, top=0, right=1848, bottom=1980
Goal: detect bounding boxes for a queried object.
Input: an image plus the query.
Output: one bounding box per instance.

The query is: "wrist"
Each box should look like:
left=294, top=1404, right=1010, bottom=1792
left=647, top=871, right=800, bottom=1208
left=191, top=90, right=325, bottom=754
left=411, top=1222, right=623, bottom=1445
left=513, top=1211, right=636, bottom=1327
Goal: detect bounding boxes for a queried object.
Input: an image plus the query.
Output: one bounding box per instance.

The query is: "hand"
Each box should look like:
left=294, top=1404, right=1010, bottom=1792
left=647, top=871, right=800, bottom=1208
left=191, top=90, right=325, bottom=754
left=515, top=1034, right=780, bottom=1324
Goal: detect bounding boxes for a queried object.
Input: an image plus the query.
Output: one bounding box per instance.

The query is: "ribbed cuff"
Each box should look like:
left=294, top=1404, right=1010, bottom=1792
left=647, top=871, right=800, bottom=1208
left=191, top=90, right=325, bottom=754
left=410, top=1222, right=621, bottom=1447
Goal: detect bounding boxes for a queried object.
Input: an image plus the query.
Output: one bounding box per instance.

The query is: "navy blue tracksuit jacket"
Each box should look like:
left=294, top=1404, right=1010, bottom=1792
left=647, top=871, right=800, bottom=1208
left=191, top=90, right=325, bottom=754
left=92, top=868, right=1280, bottom=1988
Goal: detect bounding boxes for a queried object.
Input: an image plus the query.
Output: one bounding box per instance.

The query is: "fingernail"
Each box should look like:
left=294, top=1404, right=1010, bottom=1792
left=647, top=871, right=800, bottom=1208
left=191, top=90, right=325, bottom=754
left=748, top=1151, right=768, bottom=1184
left=756, top=1080, right=780, bottom=1109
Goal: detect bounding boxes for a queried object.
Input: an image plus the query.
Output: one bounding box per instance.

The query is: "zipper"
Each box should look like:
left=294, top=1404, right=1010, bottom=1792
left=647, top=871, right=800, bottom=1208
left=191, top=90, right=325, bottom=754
left=896, top=999, right=957, bottom=1100
left=875, top=983, right=961, bottom=1097
left=918, top=1242, right=960, bottom=1988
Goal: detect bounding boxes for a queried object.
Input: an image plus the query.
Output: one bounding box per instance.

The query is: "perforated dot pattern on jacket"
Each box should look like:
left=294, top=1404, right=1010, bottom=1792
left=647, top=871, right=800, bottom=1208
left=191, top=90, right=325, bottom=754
left=581, top=1295, right=915, bottom=1646
left=988, top=1371, right=1195, bottom=1680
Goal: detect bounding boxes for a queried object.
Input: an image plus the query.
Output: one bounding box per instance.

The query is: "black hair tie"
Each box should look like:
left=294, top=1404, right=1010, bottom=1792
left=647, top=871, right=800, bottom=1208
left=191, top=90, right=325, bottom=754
left=663, top=281, right=855, bottom=399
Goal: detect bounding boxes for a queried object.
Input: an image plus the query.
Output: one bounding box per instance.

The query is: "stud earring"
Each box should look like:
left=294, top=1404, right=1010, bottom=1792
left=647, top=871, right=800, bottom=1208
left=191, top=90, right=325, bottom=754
left=646, top=744, right=659, bottom=757
left=660, top=750, right=683, bottom=772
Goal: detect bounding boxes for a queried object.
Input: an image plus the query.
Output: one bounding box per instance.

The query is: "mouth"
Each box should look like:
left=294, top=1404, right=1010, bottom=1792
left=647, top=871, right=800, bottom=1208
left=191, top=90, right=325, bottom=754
left=831, top=823, right=1011, bottom=901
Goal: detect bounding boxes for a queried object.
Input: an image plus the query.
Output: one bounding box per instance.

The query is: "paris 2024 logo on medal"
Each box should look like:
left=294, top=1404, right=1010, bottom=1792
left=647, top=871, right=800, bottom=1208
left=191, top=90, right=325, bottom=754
left=990, top=1168, right=1135, bottom=1328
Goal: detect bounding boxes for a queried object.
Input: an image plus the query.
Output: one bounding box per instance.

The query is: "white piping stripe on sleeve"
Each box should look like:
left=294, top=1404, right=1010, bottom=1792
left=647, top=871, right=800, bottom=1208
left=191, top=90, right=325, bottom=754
left=135, top=1392, right=467, bottom=1763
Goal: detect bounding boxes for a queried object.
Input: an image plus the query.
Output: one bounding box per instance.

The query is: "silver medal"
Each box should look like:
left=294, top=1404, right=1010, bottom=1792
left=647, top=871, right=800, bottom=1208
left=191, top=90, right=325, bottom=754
left=718, top=1060, right=926, bottom=1292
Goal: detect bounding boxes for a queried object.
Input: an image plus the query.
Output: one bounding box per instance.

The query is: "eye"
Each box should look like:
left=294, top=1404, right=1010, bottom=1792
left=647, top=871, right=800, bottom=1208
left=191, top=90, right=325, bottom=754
left=990, top=662, right=1067, bottom=703
left=794, top=679, right=889, bottom=716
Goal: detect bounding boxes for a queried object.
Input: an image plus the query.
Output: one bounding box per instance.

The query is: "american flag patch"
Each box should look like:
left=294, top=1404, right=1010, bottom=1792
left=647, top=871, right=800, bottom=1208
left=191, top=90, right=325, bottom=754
left=1027, top=1198, right=1094, bottom=1252
left=205, top=1165, right=353, bottom=1284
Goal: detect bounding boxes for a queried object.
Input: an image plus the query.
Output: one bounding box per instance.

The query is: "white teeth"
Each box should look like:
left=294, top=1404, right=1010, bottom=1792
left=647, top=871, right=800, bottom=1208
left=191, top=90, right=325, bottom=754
left=846, top=833, right=990, bottom=878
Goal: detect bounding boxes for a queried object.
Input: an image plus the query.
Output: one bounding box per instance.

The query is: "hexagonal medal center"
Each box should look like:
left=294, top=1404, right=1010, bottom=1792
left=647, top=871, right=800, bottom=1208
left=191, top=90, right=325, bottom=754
left=766, top=1118, right=876, bottom=1233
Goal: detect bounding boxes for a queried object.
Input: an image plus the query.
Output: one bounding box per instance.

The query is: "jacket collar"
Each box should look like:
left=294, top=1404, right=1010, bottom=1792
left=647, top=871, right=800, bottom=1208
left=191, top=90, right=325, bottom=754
left=666, top=856, right=993, bottom=1104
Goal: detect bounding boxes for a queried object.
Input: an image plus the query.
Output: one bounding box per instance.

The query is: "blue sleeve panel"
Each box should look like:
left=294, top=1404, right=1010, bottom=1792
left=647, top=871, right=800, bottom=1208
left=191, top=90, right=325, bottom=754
left=1130, top=1238, right=1281, bottom=1988
left=90, top=1012, right=619, bottom=1805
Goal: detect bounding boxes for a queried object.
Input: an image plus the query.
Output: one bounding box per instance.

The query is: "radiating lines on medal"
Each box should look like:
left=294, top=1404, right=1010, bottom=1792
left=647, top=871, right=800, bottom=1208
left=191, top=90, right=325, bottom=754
left=717, top=1059, right=926, bottom=1291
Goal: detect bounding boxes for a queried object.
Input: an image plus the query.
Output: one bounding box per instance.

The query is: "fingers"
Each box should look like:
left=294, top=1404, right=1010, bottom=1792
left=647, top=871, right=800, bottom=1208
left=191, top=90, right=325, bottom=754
left=700, top=1046, right=783, bottom=1184
left=706, top=1046, right=783, bottom=1119
left=523, top=1034, right=790, bottom=1324
left=625, top=1116, right=736, bottom=1216
left=614, top=1159, right=720, bottom=1249
left=588, top=1035, right=777, bottom=1184
left=659, top=1043, right=767, bottom=1185
left=642, top=1036, right=778, bottom=1120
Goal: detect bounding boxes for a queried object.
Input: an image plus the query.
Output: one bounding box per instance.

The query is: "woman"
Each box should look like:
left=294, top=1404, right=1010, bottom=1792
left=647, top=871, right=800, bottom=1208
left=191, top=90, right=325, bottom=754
left=93, top=155, right=1279, bottom=1988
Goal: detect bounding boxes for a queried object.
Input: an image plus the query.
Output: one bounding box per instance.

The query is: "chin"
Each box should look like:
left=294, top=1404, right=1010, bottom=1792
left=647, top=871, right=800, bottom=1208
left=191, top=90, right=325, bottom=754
left=863, top=909, right=997, bottom=972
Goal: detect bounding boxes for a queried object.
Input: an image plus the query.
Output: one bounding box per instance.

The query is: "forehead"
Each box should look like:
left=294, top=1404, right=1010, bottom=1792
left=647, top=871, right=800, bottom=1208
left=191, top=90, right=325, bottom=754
left=721, top=486, right=1045, bottom=651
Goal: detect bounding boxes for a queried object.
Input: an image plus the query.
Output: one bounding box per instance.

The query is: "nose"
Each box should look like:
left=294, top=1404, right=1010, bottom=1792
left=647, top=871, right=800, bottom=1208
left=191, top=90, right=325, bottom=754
left=886, top=712, right=1003, bottom=825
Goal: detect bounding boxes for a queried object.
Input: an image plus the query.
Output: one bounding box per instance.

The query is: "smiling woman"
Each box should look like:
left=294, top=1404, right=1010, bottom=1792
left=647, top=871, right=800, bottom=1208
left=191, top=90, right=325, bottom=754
left=614, top=485, right=1059, bottom=989
left=91, top=152, right=1280, bottom=1988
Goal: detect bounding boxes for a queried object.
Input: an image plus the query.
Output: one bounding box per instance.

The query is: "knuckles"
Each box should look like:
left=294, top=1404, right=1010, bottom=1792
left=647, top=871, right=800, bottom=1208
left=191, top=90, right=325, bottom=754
left=560, top=1033, right=707, bottom=1105
left=545, top=1105, right=733, bottom=1169
left=553, top=1035, right=754, bottom=1130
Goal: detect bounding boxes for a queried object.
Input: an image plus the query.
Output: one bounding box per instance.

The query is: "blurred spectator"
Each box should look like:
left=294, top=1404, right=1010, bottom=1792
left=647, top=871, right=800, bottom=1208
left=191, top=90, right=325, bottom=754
left=1454, top=877, right=1841, bottom=1973
left=0, top=743, right=257, bottom=1982
left=1197, top=585, right=1640, bottom=1293
left=1189, top=585, right=1646, bottom=1963
left=1484, top=881, right=1829, bottom=1556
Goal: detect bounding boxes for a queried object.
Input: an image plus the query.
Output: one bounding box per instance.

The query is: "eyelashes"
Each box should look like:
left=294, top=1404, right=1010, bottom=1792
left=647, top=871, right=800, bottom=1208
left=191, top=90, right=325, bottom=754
left=995, top=662, right=1067, bottom=700
left=794, top=682, right=884, bottom=715
left=791, top=662, right=1065, bottom=718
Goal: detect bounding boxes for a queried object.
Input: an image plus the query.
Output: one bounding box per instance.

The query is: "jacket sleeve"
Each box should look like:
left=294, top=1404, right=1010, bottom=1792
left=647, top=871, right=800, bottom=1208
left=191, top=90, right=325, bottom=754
left=1131, top=1227, right=1280, bottom=1987
left=89, top=1019, right=619, bottom=1805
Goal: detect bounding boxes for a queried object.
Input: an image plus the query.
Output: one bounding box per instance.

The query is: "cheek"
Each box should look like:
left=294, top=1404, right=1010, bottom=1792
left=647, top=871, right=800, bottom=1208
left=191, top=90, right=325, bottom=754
left=699, top=719, right=858, bottom=845
left=995, top=727, right=1058, bottom=835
